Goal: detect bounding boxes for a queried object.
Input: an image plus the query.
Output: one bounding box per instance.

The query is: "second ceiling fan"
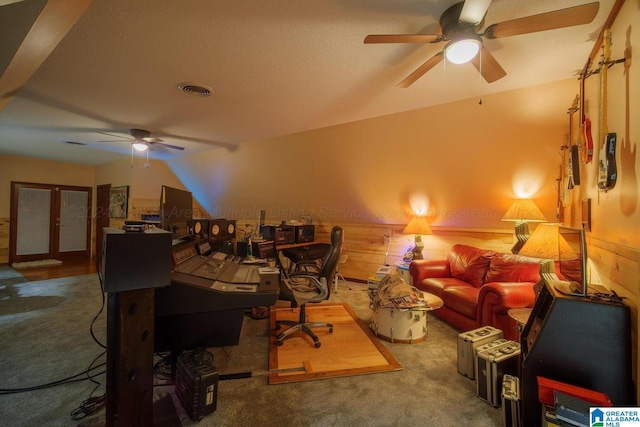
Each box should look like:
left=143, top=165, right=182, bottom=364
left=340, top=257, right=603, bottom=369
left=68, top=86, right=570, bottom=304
left=364, top=1, right=600, bottom=88
left=98, top=128, right=185, bottom=152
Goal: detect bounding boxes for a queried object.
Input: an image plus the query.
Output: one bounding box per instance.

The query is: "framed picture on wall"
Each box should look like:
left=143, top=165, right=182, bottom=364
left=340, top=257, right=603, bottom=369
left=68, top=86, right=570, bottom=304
left=109, top=186, right=129, bottom=218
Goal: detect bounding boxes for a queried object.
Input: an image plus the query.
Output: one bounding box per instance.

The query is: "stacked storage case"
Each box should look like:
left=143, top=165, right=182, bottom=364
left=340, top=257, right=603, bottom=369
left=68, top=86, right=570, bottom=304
left=457, top=326, right=503, bottom=380
left=501, top=374, right=520, bottom=427
left=476, top=340, right=521, bottom=407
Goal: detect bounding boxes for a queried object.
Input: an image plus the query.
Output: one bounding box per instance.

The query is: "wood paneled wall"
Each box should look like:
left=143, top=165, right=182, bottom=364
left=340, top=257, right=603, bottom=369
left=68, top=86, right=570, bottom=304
left=233, top=221, right=517, bottom=282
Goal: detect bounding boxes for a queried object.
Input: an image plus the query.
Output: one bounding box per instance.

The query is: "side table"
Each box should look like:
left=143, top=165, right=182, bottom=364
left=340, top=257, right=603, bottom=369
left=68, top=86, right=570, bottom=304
left=508, top=307, right=532, bottom=340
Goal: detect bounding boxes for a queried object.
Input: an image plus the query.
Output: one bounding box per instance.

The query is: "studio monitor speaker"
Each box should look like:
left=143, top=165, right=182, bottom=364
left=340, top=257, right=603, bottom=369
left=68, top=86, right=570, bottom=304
left=188, top=218, right=209, bottom=239
left=209, top=219, right=236, bottom=242
left=101, top=228, right=173, bottom=293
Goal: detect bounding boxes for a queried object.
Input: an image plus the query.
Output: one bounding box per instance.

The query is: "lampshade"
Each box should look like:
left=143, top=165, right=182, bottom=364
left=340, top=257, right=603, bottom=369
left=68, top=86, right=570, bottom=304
left=502, top=199, right=546, bottom=222
left=445, top=35, right=481, bottom=64
left=403, top=216, right=433, bottom=236
left=519, top=223, right=577, bottom=260
left=132, top=142, right=148, bottom=152
left=403, top=215, right=432, bottom=261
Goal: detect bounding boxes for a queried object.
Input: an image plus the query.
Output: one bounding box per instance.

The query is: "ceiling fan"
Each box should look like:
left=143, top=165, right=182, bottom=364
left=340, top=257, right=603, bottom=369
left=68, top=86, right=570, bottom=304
left=97, top=128, right=185, bottom=152
left=364, top=1, right=600, bottom=87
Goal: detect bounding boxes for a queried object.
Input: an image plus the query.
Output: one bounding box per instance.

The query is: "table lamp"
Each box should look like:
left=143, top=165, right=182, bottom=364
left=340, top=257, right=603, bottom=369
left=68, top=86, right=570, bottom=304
left=519, top=223, right=576, bottom=259
left=403, top=215, right=432, bottom=260
left=501, top=199, right=546, bottom=254
left=519, top=222, right=577, bottom=282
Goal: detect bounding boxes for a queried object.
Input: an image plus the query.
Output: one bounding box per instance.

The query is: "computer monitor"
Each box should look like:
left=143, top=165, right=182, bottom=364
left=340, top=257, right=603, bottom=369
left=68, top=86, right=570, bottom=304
left=160, top=185, right=193, bottom=241
left=554, top=226, right=587, bottom=296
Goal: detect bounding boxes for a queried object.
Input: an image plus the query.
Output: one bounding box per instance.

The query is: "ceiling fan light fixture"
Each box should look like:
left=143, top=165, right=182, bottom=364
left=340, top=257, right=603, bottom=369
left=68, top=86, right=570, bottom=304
left=132, top=142, right=148, bottom=152
left=445, top=37, right=481, bottom=64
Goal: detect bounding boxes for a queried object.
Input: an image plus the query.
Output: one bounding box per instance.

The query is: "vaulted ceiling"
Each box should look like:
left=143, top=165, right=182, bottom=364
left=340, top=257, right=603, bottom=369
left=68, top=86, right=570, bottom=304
left=0, top=0, right=615, bottom=165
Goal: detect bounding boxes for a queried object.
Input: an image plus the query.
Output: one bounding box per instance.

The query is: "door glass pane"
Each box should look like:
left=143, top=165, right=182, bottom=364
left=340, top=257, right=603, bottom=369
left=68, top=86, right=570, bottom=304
left=59, top=190, right=88, bottom=252
left=16, top=188, right=51, bottom=255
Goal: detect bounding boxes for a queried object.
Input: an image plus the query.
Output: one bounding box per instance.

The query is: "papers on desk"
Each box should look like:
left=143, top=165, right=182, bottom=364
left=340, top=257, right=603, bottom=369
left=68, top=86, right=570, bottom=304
left=243, top=257, right=266, bottom=264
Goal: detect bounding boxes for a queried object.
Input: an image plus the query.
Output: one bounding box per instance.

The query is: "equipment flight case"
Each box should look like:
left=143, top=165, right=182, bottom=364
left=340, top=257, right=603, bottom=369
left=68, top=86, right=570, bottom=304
left=501, top=374, right=520, bottom=427
left=175, top=349, right=219, bottom=422
left=475, top=340, right=521, bottom=407
left=456, top=326, right=503, bottom=380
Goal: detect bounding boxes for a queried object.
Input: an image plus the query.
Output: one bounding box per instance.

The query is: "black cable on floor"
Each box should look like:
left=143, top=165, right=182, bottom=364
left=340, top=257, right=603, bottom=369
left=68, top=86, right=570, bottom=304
left=0, top=364, right=106, bottom=394
left=92, top=272, right=107, bottom=349
left=69, top=267, right=108, bottom=420
left=70, top=393, right=106, bottom=420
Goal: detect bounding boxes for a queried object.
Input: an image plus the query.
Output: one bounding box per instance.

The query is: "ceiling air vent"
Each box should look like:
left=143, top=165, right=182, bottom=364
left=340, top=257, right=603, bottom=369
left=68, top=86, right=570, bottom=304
left=177, top=82, right=213, bottom=97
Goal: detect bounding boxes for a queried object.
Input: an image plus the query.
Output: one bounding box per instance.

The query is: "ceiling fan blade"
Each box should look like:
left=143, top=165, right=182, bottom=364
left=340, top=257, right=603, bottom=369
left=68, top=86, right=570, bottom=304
left=160, top=132, right=237, bottom=150
left=152, top=142, right=185, bottom=151
left=459, top=0, right=492, bottom=26
left=396, top=51, right=444, bottom=88
left=97, top=131, right=132, bottom=141
left=142, top=136, right=163, bottom=143
left=364, top=34, right=441, bottom=44
left=485, top=2, right=599, bottom=39
left=470, top=46, right=506, bottom=83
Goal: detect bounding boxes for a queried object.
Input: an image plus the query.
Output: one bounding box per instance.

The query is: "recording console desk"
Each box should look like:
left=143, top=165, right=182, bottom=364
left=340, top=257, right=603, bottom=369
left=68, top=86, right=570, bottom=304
left=155, top=242, right=280, bottom=353
left=103, top=233, right=280, bottom=426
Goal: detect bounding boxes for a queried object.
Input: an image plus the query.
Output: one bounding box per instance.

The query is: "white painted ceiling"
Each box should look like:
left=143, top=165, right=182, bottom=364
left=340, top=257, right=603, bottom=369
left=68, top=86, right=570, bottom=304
left=0, top=0, right=614, bottom=165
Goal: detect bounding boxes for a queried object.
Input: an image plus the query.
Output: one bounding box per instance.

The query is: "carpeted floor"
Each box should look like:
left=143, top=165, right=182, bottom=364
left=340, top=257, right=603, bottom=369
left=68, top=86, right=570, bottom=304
left=0, top=265, right=30, bottom=286
left=0, top=268, right=502, bottom=426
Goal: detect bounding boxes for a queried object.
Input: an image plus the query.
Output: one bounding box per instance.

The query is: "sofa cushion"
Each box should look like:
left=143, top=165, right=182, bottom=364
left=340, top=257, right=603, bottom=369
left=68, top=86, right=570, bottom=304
left=441, top=286, right=479, bottom=319
left=419, top=277, right=469, bottom=298
left=447, top=244, right=494, bottom=288
left=484, top=254, right=542, bottom=283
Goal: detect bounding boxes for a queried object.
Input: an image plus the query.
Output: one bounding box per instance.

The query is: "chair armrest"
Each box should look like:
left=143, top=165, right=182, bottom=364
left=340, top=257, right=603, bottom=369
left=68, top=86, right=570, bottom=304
left=409, top=259, right=451, bottom=284
left=287, top=274, right=328, bottom=302
left=477, top=282, right=536, bottom=321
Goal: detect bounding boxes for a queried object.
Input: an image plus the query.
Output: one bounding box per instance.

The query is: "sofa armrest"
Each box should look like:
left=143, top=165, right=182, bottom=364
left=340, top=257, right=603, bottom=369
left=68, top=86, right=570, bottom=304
left=409, top=259, right=451, bottom=284
left=477, top=281, right=536, bottom=322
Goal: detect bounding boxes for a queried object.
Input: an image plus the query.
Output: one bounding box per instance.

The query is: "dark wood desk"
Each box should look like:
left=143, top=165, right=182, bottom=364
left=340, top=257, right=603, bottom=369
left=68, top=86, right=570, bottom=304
left=276, top=242, right=317, bottom=250
left=278, top=241, right=329, bottom=262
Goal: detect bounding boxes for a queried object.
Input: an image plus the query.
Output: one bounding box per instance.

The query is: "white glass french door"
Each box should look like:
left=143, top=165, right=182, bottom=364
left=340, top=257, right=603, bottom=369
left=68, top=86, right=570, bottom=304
left=10, top=182, right=92, bottom=263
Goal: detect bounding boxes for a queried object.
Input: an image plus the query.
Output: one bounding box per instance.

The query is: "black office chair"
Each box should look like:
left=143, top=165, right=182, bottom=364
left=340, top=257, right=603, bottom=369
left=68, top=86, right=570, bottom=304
left=276, top=226, right=344, bottom=348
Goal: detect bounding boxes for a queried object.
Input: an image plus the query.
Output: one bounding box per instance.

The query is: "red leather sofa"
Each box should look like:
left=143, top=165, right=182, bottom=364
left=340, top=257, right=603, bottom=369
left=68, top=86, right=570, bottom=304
left=409, top=244, right=542, bottom=340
